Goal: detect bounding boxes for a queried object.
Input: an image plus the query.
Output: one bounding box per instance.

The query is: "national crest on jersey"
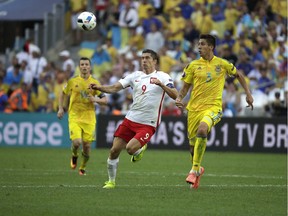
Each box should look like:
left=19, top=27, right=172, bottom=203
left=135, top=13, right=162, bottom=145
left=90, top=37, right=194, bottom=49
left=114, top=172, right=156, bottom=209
left=215, top=65, right=221, bottom=74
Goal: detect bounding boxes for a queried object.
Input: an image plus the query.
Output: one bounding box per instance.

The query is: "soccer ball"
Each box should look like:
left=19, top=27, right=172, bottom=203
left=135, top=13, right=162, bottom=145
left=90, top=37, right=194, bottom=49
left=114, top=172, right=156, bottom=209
left=77, top=11, right=97, bottom=31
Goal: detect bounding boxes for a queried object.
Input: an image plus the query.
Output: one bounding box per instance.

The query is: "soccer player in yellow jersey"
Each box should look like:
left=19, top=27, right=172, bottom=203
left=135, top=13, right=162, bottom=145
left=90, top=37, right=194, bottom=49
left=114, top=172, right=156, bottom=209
left=175, top=34, right=254, bottom=189
left=57, top=57, right=107, bottom=175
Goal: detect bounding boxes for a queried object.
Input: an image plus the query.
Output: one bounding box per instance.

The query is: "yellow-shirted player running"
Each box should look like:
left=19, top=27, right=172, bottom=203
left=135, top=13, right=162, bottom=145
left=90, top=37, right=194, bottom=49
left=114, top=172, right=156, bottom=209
left=57, top=57, right=107, bottom=175
left=175, top=34, right=254, bottom=189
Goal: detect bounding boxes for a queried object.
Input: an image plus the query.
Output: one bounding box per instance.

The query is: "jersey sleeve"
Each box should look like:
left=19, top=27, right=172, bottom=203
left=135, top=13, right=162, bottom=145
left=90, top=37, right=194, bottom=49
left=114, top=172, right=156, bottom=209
left=222, top=59, right=237, bottom=76
left=62, top=79, right=72, bottom=95
left=118, top=72, right=135, bottom=88
left=161, top=72, right=175, bottom=87
left=181, top=62, right=194, bottom=84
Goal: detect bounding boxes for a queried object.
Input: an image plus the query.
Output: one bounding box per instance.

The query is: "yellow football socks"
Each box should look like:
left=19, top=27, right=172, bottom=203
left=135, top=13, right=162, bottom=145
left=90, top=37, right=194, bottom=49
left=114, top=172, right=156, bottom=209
left=192, top=136, right=207, bottom=173
left=71, top=145, right=78, bottom=157
left=80, top=152, right=89, bottom=169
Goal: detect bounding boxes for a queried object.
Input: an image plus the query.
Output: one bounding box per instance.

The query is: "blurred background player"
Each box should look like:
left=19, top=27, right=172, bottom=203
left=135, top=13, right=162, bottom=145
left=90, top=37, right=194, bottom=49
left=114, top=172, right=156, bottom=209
left=175, top=34, right=254, bottom=189
left=89, top=49, right=178, bottom=188
left=57, top=57, right=107, bottom=175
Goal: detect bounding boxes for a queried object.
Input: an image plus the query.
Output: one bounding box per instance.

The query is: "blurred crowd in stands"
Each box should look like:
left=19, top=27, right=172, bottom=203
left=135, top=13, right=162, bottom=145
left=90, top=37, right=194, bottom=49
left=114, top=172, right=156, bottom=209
left=0, top=0, right=287, bottom=117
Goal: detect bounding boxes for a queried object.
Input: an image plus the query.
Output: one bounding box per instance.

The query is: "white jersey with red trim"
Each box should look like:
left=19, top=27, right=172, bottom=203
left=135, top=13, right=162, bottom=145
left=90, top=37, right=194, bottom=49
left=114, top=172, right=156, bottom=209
left=119, top=70, right=174, bottom=127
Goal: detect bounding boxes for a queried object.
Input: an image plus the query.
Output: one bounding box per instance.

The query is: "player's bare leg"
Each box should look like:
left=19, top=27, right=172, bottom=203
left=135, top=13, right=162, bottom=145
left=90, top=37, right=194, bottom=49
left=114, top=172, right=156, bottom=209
left=126, top=138, right=147, bottom=162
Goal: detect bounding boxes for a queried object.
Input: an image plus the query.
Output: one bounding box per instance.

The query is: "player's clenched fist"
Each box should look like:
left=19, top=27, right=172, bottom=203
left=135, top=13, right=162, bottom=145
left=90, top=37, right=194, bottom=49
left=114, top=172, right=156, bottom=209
left=89, top=83, right=99, bottom=90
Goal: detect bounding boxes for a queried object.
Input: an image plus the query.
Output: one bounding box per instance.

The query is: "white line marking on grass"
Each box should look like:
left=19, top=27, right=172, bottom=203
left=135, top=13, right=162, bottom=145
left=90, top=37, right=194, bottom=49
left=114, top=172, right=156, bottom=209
left=121, top=171, right=286, bottom=180
left=2, top=169, right=286, bottom=180
left=1, top=184, right=287, bottom=188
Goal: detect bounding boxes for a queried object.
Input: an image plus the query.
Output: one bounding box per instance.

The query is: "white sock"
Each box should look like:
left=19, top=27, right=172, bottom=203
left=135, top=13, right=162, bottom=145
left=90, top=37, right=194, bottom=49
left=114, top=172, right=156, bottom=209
left=107, top=158, right=119, bottom=182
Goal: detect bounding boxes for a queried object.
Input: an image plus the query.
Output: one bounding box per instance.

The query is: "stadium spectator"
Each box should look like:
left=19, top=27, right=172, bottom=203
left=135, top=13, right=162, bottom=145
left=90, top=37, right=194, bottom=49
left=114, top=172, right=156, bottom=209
left=178, top=0, right=194, bottom=20
left=265, top=91, right=287, bottom=117
left=104, top=38, right=118, bottom=64
left=211, top=4, right=226, bottom=38
left=273, top=36, right=288, bottom=62
left=144, top=22, right=165, bottom=53
left=0, top=76, right=8, bottom=112
left=224, top=0, right=240, bottom=32
left=198, top=7, right=213, bottom=35
left=257, top=66, right=275, bottom=94
left=250, top=43, right=265, bottom=63
left=222, top=80, right=242, bottom=116
left=93, top=0, right=109, bottom=26
left=247, top=61, right=262, bottom=89
left=183, top=20, right=200, bottom=49
left=137, top=0, right=154, bottom=22
left=151, top=0, right=163, bottom=15
left=236, top=51, right=254, bottom=76
left=175, top=34, right=253, bottom=189
left=59, top=50, right=75, bottom=78
left=3, top=63, right=22, bottom=86
left=127, top=26, right=145, bottom=51
left=5, top=82, right=29, bottom=112
left=141, top=6, right=162, bottom=35
left=30, top=73, right=54, bottom=112
left=28, top=45, right=48, bottom=95
left=16, top=44, right=29, bottom=66
left=220, top=30, right=235, bottom=48
left=158, top=47, right=179, bottom=74
left=166, top=7, right=186, bottom=50
left=221, top=44, right=238, bottom=65
left=118, top=0, right=139, bottom=48
left=57, top=57, right=108, bottom=176
left=163, top=0, right=181, bottom=17
left=278, top=52, right=288, bottom=79
left=21, top=60, right=33, bottom=88
left=89, top=49, right=178, bottom=189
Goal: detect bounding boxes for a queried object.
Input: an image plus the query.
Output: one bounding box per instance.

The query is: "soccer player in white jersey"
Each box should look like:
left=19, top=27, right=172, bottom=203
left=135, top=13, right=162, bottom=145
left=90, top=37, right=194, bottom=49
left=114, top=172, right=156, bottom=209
left=89, top=49, right=178, bottom=189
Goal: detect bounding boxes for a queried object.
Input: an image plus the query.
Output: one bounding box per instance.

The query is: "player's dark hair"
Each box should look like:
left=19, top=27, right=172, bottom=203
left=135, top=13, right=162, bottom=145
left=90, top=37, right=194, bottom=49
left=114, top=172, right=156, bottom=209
left=80, top=57, right=91, bottom=65
left=200, top=34, right=216, bottom=50
left=142, top=49, right=159, bottom=64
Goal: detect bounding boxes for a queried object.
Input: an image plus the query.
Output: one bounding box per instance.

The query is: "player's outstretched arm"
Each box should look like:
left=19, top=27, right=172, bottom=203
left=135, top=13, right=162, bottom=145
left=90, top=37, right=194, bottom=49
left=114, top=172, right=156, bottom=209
left=88, top=94, right=108, bottom=106
left=175, top=81, right=192, bottom=109
left=235, top=70, right=254, bottom=110
left=89, top=82, right=123, bottom=94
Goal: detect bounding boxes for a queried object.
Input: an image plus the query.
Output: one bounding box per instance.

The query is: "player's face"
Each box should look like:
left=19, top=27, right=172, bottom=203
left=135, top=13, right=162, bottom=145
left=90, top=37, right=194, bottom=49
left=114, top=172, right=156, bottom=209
left=79, top=60, right=91, bottom=75
left=141, top=53, right=156, bottom=73
left=198, top=39, right=213, bottom=58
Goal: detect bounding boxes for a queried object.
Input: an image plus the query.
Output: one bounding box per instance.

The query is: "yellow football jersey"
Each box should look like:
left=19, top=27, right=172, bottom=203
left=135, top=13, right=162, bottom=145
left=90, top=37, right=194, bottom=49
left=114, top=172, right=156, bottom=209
left=182, top=56, right=236, bottom=111
left=63, top=75, right=102, bottom=124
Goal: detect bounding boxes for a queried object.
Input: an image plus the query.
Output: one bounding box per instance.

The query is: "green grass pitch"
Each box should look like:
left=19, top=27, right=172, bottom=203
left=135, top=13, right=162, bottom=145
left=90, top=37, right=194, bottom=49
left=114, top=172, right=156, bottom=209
left=0, top=147, right=287, bottom=216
